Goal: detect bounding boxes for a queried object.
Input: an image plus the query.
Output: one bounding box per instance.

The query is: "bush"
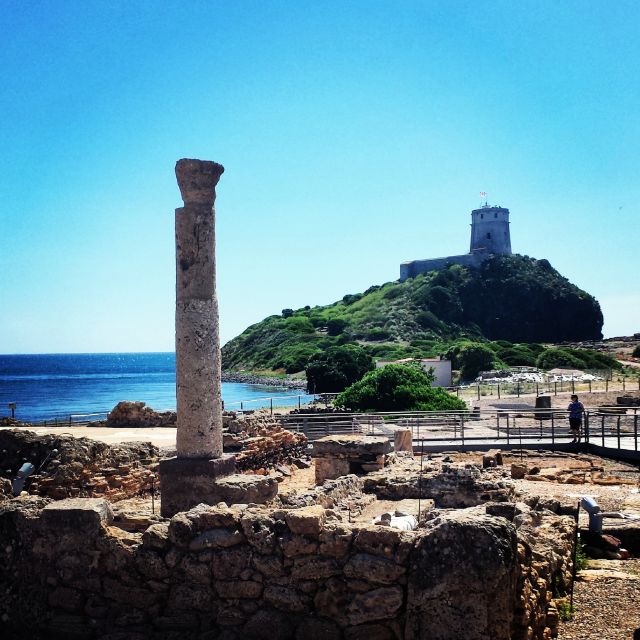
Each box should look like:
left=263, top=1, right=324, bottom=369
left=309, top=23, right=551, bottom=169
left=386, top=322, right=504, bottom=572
left=281, top=308, right=294, bottom=318
left=305, top=345, right=374, bottom=393
left=284, top=316, right=315, bottom=334
left=335, top=364, right=467, bottom=412
left=458, top=343, right=497, bottom=380
left=363, top=328, right=390, bottom=341
left=535, top=347, right=621, bottom=371
left=326, top=318, right=348, bottom=336
left=633, top=345, right=640, bottom=358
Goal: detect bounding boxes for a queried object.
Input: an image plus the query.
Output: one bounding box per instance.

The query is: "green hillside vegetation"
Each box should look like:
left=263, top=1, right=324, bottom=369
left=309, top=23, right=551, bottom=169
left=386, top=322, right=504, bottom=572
left=222, top=255, right=605, bottom=375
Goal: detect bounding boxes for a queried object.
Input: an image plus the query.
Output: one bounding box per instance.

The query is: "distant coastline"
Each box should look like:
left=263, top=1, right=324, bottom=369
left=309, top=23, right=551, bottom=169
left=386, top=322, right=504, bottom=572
left=221, top=371, right=307, bottom=389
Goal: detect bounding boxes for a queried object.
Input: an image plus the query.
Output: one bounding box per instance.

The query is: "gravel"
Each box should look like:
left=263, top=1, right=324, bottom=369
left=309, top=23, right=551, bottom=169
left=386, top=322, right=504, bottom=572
left=558, top=558, right=640, bottom=640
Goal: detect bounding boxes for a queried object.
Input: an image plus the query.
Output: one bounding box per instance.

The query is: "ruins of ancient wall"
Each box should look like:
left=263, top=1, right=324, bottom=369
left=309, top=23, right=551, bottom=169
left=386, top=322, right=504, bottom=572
left=399, top=252, right=486, bottom=281
left=0, top=493, right=575, bottom=640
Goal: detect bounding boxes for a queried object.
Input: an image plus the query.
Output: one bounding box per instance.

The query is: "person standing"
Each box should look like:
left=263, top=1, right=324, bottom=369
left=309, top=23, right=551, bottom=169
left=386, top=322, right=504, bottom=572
left=568, top=394, right=585, bottom=443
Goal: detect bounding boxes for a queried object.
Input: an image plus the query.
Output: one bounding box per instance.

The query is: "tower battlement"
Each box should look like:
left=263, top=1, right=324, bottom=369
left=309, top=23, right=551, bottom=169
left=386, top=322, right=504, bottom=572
left=400, top=203, right=513, bottom=281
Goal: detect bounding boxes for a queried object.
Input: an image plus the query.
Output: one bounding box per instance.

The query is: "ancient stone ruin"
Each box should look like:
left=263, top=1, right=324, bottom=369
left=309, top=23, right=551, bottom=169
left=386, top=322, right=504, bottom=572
left=0, top=455, right=577, bottom=640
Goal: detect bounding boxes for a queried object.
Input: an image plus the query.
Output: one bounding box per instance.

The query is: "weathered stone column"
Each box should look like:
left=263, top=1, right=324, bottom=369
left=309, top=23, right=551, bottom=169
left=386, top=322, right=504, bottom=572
left=174, top=158, right=224, bottom=458
left=159, top=158, right=235, bottom=517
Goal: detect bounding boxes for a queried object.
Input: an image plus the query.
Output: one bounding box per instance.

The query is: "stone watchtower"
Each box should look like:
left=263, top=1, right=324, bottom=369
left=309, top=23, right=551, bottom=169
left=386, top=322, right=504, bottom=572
left=469, top=205, right=511, bottom=255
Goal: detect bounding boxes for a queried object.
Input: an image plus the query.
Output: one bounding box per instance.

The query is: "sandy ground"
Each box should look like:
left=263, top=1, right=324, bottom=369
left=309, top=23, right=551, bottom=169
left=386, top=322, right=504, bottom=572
left=0, top=424, right=179, bottom=448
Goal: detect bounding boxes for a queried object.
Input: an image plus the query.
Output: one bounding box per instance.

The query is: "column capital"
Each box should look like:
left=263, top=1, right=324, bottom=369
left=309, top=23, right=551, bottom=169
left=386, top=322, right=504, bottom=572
left=175, top=158, right=225, bottom=206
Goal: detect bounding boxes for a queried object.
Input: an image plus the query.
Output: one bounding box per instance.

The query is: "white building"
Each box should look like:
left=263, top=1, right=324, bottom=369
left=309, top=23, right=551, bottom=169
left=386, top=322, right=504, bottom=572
left=375, top=357, right=452, bottom=387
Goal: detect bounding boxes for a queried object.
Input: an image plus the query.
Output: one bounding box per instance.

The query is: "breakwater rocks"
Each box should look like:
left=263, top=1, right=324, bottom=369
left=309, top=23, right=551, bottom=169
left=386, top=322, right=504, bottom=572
left=222, top=371, right=307, bottom=389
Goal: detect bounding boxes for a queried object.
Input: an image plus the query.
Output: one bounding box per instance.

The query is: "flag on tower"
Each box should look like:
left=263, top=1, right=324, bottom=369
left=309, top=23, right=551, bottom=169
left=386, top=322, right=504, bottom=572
left=480, top=191, right=487, bottom=197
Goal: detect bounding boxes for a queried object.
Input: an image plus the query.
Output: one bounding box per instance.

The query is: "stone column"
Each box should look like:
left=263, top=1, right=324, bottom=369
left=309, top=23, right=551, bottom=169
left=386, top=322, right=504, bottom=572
left=159, top=158, right=235, bottom=517
left=174, top=158, right=224, bottom=458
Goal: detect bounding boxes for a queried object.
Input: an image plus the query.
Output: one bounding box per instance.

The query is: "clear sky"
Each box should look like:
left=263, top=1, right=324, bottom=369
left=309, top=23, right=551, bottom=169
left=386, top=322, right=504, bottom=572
left=1, top=0, right=638, bottom=354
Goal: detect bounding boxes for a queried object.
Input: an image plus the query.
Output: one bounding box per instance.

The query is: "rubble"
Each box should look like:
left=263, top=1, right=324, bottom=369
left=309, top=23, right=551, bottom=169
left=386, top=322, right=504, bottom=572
left=106, top=401, right=176, bottom=427
left=0, top=429, right=158, bottom=502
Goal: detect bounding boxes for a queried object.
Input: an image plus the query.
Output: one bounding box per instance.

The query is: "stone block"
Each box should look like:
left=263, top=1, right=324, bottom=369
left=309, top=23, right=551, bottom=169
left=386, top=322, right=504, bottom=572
left=313, top=435, right=391, bottom=458
left=344, top=553, right=406, bottom=585
left=511, top=463, right=528, bottom=479
left=189, top=527, right=244, bottom=550
left=215, top=579, right=263, bottom=599
left=212, top=473, right=278, bottom=504
left=347, top=586, right=403, bottom=625
left=159, top=454, right=236, bottom=517
left=41, top=498, right=113, bottom=532
left=286, top=505, right=326, bottom=537
left=315, top=457, right=350, bottom=484
left=142, top=522, right=170, bottom=550
left=394, top=429, right=413, bottom=453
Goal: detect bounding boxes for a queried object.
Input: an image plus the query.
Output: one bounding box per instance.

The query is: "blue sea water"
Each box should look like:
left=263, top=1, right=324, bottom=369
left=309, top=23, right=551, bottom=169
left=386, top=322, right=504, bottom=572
left=0, top=353, right=312, bottom=423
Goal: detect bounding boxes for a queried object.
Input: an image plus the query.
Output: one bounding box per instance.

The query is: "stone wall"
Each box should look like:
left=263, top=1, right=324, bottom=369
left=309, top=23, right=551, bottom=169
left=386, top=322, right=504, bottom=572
left=399, top=252, right=486, bottom=281
left=1, top=498, right=520, bottom=640
left=0, top=494, right=575, bottom=640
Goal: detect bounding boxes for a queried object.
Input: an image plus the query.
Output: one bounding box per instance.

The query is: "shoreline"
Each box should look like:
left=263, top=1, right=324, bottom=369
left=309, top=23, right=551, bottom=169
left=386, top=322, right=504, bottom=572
left=221, top=371, right=307, bottom=390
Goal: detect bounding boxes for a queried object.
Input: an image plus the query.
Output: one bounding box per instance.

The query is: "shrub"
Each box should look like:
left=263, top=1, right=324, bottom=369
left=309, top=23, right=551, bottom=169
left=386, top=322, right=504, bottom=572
left=458, top=343, right=497, bottom=380
left=281, top=308, right=294, bottom=318
left=305, top=345, right=374, bottom=393
left=335, top=364, right=467, bottom=412
left=536, top=348, right=587, bottom=371
left=363, top=328, right=390, bottom=341
left=327, top=318, right=348, bottom=336
left=633, top=345, right=640, bottom=358
left=284, top=316, right=315, bottom=334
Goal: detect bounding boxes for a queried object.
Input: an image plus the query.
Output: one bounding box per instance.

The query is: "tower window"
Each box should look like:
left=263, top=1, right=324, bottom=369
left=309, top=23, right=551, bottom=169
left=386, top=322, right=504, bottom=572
left=480, top=214, right=484, bottom=219
left=494, top=212, right=497, bottom=218
left=486, top=232, right=491, bottom=239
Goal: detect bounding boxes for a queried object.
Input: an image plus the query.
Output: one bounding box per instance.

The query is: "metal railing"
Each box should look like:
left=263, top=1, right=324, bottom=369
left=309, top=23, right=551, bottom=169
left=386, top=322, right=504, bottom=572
left=280, top=407, right=640, bottom=450
left=450, top=377, right=640, bottom=402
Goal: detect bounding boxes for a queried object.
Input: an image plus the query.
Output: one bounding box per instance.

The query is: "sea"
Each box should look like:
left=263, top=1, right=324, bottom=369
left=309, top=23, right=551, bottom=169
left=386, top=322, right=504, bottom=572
left=0, top=353, right=313, bottom=423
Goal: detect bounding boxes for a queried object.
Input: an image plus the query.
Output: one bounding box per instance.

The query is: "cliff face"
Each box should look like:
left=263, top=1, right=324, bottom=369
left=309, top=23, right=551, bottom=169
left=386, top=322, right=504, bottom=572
left=222, top=255, right=603, bottom=372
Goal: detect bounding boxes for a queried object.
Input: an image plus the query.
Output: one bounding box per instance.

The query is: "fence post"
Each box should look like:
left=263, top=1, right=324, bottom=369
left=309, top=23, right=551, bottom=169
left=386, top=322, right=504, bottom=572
left=69, top=415, right=72, bottom=427
left=584, top=411, right=589, bottom=444
left=506, top=414, right=510, bottom=445
left=298, top=396, right=301, bottom=409
left=554, top=381, right=557, bottom=396
left=588, top=380, right=592, bottom=394
left=516, top=383, right=520, bottom=398
left=456, top=387, right=460, bottom=397
left=551, top=413, right=555, bottom=445
left=496, top=412, right=500, bottom=438
left=606, top=378, right=609, bottom=392
left=498, top=384, right=501, bottom=399
left=601, top=415, right=605, bottom=447
left=477, top=384, right=480, bottom=401
left=461, top=414, right=465, bottom=447
left=617, top=416, right=621, bottom=449
left=536, top=383, right=539, bottom=396
left=270, top=398, right=273, bottom=415
left=571, top=379, right=575, bottom=394
left=634, top=410, right=638, bottom=451
left=623, top=377, right=626, bottom=391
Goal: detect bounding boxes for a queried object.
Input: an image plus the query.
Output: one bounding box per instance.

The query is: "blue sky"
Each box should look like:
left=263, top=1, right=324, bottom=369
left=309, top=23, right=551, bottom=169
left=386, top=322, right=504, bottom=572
left=1, top=0, right=638, bottom=353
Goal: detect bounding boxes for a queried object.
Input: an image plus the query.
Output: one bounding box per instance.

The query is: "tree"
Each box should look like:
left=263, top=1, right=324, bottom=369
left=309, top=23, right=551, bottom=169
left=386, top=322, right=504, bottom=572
left=305, top=345, right=374, bottom=393
left=632, top=345, right=640, bottom=358
left=457, top=343, right=497, bottom=380
left=281, top=308, right=294, bottom=318
left=334, top=364, right=467, bottom=412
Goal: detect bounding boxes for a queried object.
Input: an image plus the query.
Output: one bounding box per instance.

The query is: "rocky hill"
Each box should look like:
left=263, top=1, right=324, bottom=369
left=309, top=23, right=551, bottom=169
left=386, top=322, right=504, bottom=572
left=222, top=255, right=604, bottom=373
